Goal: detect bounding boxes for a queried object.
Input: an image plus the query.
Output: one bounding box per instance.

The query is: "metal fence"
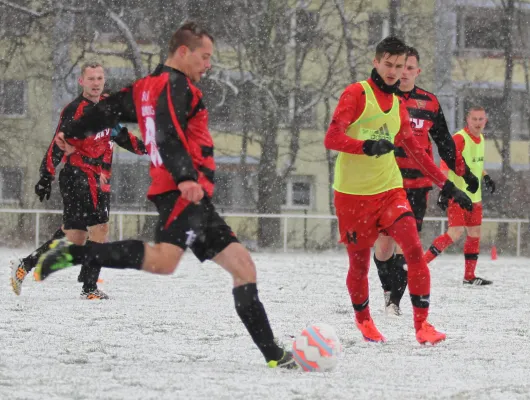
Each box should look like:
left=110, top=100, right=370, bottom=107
left=0, top=208, right=528, bottom=256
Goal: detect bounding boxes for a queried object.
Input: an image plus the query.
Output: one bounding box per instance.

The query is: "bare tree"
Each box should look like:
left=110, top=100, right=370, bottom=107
left=208, top=0, right=346, bottom=247
left=389, top=0, right=401, bottom=37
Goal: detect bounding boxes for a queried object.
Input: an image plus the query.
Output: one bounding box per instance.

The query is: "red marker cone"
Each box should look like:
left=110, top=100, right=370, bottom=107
left=491, top=245, right=497, bottom=260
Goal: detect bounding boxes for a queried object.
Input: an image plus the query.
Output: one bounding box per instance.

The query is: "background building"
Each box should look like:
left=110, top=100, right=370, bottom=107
left=1, top=0, right=529, bottom=252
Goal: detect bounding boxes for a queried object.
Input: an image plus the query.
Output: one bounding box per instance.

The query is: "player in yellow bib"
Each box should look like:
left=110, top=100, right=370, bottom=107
left=425, top=106, right=495, bottom=285
left=325, top=37, right=473, bottom=345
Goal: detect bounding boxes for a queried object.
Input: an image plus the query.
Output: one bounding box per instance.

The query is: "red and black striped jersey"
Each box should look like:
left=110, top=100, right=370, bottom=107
left=41, top=94, right=146, bottom=192
left=60, top=64, right=215, bottom=198
left=394, top=86, right=465, bottom=189
left=40, top=94, right=113, bottom=178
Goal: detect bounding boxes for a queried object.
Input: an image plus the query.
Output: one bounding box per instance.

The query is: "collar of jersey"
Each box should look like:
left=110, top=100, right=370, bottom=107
left=370, top=68, right=400, bottom=94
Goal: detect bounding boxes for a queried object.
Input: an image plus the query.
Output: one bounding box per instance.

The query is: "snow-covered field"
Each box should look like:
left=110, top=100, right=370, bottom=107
left=1, top=247, right=529, bottom=400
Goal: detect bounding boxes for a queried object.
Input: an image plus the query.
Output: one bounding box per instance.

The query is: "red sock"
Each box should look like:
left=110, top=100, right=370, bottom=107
left=464, top=236, right=480, bottom=280
left=412, top=307, right=429, bottom=332
left=345, top=246, right=371, bottom=324
left=386, top=216, right=430, bottom=332
left=424, top=233, right=454, bottom=263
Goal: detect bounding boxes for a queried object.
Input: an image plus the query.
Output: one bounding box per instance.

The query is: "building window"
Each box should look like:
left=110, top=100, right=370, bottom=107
left=456, top=8, right=505, bottom=51
left=0, top=80, right=26, bottom=116
left=110, top=154, right=150, bottom=209
left=211, top=159, right=258, bottom=211
left=368, top=13, right=389, bottom=46
left=281, top=175, right=313, bottom=209
left=0, top=167, right=23, bottom=202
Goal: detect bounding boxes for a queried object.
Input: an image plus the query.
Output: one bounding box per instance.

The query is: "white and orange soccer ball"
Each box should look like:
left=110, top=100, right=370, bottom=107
left=292, top=323, right=342, bottom=372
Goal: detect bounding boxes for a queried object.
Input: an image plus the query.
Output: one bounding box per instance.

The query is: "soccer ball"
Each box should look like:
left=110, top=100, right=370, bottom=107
left=292, top=323, right=342, bottom=372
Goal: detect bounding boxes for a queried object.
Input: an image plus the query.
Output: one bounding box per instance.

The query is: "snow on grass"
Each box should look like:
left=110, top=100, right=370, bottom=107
left=1, top=247, right=529, bottom=399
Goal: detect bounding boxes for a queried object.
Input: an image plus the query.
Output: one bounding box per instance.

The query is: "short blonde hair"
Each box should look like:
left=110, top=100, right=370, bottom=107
left=466, top=106, right=486, bottom=116
left=80, top=61, right=103, bottom=76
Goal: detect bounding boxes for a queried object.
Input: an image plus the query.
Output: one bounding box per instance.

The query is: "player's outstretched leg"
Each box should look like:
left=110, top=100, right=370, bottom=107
left=34, top=238, right=76, bottom=281
left=11, top=227, right=65, bottom=295
left=35, top=238, right=145, bottom=282
left=214, top=243, right=297, bottom=369
left=388, top=217, right=446, bottom=345
left=36, top=235, right=296, bottom=368
left=233, top=283, right=297, bottom=369
left=347, top=246, right=386, bottom=343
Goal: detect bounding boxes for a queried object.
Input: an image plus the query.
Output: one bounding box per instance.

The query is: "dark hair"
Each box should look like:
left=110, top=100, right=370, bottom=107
left=168, top=21, right=214, bottom=54
left=80, top=61, right=103, bottom=75
left=467, top=106, right=486, bottom=116
left=407, top=46, right=420, bottom=64
left=375, top=36, right=408, bottom=60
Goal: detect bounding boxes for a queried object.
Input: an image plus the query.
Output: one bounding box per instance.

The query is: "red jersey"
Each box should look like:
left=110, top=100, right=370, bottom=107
left=60, top=64, right=215, bottom=199
left=324, top=77, right=448, bottom=190
left=40, top=95, right=112, bottom=178
left=394, top=86, right=466, bottom=189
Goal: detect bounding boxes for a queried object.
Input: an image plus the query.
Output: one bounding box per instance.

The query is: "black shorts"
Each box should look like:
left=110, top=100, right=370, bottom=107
left=404, top=187, right=431, bottom=232
left=59, top=165, right=109, bottom=231
left=151, top=190, right=239, bottom=262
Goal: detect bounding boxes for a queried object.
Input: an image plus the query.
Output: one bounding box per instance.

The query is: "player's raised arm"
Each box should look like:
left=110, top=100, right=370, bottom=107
left=112, top=125, right=147, bottom=155
left=61, top=87, right=137, bottom=140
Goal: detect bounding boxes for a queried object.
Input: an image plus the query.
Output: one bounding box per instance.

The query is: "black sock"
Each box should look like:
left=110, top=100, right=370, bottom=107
left=69, top=240, right=144, bottom=269
left=233, top=283, right=283, bottom=362
left=82, top=264, right=102, bottom=292
left=79, top=240, right=103, bottom=292
left=389, top=254, right=408, bottom=306
left=22, top=227, right=65, bottom=272
left=374, top=253, right=394, bottom=292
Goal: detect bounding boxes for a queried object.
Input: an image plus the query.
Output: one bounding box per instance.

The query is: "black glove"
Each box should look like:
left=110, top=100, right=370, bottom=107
left=483, top=174, right=495, bottom=194
left=438, top=180, right=473, bottom=212
left=393, top=146, right=407, bottom=158
left=362, top=139, right=395, bottom=156
left=115, top=127, right=148, bottom=155
left=113, top=126, right=129, bottom=142
left=462, top=165, right=479, bottom=194
left=35, top=175, right=53, bottom=202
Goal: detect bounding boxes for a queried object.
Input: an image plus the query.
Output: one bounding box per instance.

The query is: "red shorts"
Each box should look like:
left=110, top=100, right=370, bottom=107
left=447, top=200, right=482, bottom=227
left=334, top=188, right=414, bottom=250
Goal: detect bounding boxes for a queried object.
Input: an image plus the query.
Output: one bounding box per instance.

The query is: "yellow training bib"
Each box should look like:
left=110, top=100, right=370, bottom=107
left=448, top=129, right=484, bottom=203
left=333, top=81, right=403, bottom=195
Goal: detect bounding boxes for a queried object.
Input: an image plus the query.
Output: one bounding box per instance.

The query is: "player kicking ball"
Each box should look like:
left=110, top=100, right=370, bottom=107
left=33, top=22, right=296, bottom=369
